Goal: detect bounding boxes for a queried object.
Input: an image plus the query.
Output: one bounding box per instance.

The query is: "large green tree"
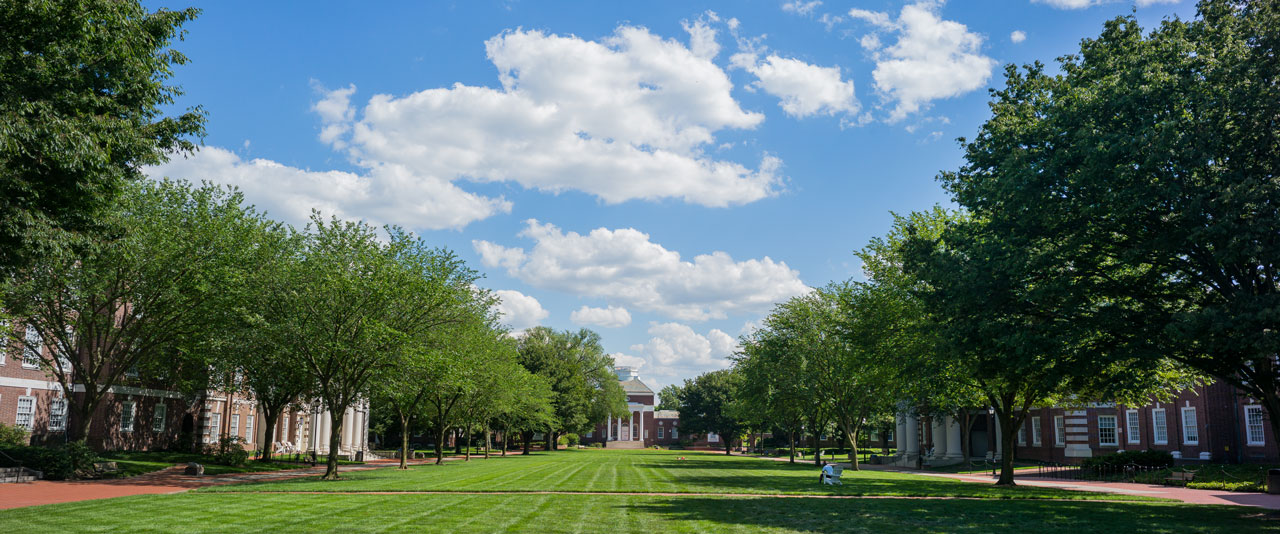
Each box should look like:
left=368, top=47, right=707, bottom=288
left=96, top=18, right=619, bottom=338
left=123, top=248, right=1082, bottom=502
left=0, top=0, right=204, bottom=273
left=2, top=180, right=270, bottom=444
left=515, top=327, right=626, bottom=451
left=940, top=1, right=1280, bottom=451
left=678, top=369, right=746, bottom=455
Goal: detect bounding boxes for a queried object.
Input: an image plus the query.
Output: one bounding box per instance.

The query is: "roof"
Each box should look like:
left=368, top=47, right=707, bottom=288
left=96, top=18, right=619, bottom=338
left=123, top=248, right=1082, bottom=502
left=620, top=378, right=652, bottom=394
left=654, top=410, right=679, bottom=419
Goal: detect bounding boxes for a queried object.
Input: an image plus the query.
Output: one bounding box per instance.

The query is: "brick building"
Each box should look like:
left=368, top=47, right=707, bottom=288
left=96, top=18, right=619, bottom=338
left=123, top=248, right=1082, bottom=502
left=583, top=367, right=720, bottom=449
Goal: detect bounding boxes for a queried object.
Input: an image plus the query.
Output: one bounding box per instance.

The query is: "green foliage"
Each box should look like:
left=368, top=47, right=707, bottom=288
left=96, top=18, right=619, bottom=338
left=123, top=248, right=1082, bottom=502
left=559, top=433, right=580, bottom=447
left=0, top=422, right=29, bottom=447
left=516, top=327, right=626, bottom=439
left=0, top=0, right=205, bottom=273
left=0, top=440, right=98, bottom=480
left=209, top=437, right=250, bottom=467
left=657, top=384, right=684, bottom=411
left=677, top=369, right=747, bottom=453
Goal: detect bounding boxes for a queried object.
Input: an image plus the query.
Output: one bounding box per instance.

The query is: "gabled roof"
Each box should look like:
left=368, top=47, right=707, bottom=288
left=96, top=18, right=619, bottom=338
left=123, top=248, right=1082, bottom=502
left=620, top=378, right=652, bottom=394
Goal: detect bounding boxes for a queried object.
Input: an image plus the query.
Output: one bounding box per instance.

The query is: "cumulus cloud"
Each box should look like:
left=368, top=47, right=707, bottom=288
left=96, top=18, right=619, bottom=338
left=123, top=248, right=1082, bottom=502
left=473, top=220, right=809, bottom=321
left=1010, top=30, right=1028, bottom=44
left=746, top=55, right=859, bottom=119
left=148, top=147, right=510, bottom=230
left=323, top=26, right=780, bottom=208
left=625, top=322, right=739, bottom=387
left=493, top=289, right=549, bottom=332
left=570, top=305, right=633, bottom=328
left=781, top=1, right=823, bottom=16
left=848, top=2, right=996, bottom=122
left=1033, top=0, right=1178, bottom=8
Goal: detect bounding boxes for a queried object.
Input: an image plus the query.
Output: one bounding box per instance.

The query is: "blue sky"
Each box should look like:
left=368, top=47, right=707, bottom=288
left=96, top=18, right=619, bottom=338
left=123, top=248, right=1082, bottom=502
left=146, top=0, right=1196, bottom=391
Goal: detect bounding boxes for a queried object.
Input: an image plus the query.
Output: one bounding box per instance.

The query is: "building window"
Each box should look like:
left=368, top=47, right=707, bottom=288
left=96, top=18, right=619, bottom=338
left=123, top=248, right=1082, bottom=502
left=120, top=401, right=136, bottom=432
left=671, top=428, right=677, bottom=439
left=707, top=432, right=719, bottom=443
left=885, top=429, right=894, bottom=442
left=1098, top=415, right=1118, bottom=447
left=245, top=415, right=254, bottom=444
left=1031, top=417, right=1042, bottom=446
left=1181, top=407, right=1199, bottom=445
left=231, top=414, right=240, bottom=438
left=22, top=324, right=42, bottom=369
left=586, top=431, right=593, bottom=438
left=205, top=413, right=221, bottom=444
left=1017, top=423, right=1026, bottom=446
left=0, top=319, right=8, bottom=365
left=15, top=396, right=35, bottom=430
left=1245, top=405, right=1265, bottom=446
left=49, top=398, right=67, bottom=432
left=153, top=403, right=167, bottom=433
left=1054, top=416, right=1065, bottom=447
left=658, top=427, right=664, bottom=439
left=1126, top=409, right=1140, bottom=444
left=1152, top=408, right=1168, bottom=445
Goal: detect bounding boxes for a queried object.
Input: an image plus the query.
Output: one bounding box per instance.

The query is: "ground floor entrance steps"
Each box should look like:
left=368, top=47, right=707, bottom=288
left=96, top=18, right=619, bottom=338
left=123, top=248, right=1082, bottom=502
left=607, top=440, right=645, bottom=449
left=0, top=467, right=41, bottom=484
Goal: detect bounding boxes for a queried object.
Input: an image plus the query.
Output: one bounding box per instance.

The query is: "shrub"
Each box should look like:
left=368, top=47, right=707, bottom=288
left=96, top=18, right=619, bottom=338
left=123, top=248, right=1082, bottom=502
left=589, top=442, right=604, bottom=448
left=0, top=440, right=99, bottom=480
left=0, top=423, right=29, bottom=447
left=559, top=433, right=580, bottom=447
left=209, top=436, right=249, bottom=467
left=1082, top=450, right=1175, bottom=470
left=1188, top=480, right=1265, bottom=493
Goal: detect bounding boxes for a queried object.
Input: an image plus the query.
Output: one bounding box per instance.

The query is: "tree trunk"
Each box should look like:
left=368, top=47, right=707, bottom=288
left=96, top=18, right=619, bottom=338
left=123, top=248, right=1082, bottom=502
left=1263, top=395, right=1280, bottom=462
left=464, top=426, right=471, bottom=461
left=788, top=431, right=796, bottom=464
left=454, top=428, right=463, bottom=455
left=484, top=427, right=491, bottom=459
left=725, top=437, right=732, bottom=455
left=995, top=409, right=1019, bottom=486
left=435, top=424, right=447, bottom=465
left=811, top=432, right=820, bottom=465
left=322, top=411, right=344, bottom=480
left=843, top=426, right=860, bottom=471
left=522, top=430, right=531, bottom=455
left=260, top=409, right=280, bottom=462
left=399, top=414, right=411, bottom=469
left=546, top=431, right=555, bottom=451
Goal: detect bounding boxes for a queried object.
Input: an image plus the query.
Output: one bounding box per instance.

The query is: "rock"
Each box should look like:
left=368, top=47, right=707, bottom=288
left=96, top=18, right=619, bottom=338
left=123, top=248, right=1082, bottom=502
left=184, top=462, right=204, bottom=476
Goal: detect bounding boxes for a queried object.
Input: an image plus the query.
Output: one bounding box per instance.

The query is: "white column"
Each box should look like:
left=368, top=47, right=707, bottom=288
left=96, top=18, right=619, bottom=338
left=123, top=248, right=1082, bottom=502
left=994, top=416, right=1003, bottom=460
left=945, top=416, right=964, bottom=459
left=607, top=417, right=613, bottom=440
left=640, top=408, right=646, bottom=444
left=895, top=415, right=907, bottom=454
left=341, top=407, right=355, bottom=453
left=930, top=417, right=947, bottom=458
left=630, top=412, right=636, bottom=440
left=905, top=414, right=920, bottom=456
left=321, top=410, right=332, bottom=453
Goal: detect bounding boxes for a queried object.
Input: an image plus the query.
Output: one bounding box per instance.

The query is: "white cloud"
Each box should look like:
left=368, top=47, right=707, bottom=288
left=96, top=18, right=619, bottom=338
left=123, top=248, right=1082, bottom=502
left=571, top=305, right=633, bottom=328
left=849, top=3, right=997, bottom=122
left=626, top=322, right=739, bottom=387
left=746, top=55, right=859, bottom=119
left=782, top=1, right=823, bottom=16
left=473, top=220, right=809, bottom=321
left=325, top=26, right=780, bottom=208
left=148, top=147, right=510, bottom=230
left=1010, top=30, right=1028, bottom=44
left=493, top=289, right=549, bottom=332
left=683, top=12, right=721, bottom=60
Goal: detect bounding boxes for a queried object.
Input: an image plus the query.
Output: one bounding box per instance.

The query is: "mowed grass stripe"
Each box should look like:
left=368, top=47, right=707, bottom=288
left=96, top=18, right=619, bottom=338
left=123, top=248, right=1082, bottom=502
left=199, top=449, right=1161, bottom=501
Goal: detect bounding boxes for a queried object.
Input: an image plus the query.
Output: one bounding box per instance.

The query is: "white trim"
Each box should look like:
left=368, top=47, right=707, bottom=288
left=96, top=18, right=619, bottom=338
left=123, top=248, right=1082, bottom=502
left=1098, top=415, right=1118, bottom=447
left=15, top=395, right=36, bottom=430
left=1031, top=417, right=1042, bottom=446
left=1054, top=415, right=1065, bottom=447
left=1125, top=409, right=1140, bottom=444
left=49, top=397, right=67, bottom=432
left=1245, top=405, right=1265, bottom=446
left=1181, top=407, right=1199, bottom=445
left=1152, top=408, right=1169, bottom=445
left=0, top=377, right=183, bottom=399
left=152, top=403, right=167, bottom=433
left=120, top=400, right=136, bottom=432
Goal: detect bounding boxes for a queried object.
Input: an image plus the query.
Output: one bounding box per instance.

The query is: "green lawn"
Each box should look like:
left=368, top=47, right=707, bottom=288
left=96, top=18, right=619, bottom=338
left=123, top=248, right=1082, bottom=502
left=0, top=492, right=1272, bottom=533
left=1, top=449, right=1273, bottom=533
left=202, top=449, right=1155, bottom=501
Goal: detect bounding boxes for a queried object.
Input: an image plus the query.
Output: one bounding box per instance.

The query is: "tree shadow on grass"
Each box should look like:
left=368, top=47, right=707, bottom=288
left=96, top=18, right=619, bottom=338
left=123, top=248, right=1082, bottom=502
left=624, top=497, right=1280, bottom=534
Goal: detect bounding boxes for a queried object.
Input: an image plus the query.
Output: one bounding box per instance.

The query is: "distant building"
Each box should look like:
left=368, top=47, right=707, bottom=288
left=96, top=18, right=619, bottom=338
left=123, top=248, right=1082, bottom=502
left=583, top=367, right=719, bottom=449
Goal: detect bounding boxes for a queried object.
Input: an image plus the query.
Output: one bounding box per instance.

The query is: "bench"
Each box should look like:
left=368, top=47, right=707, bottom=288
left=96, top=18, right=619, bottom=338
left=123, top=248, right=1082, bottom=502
left=1165, top=470, right=1196, bottom=483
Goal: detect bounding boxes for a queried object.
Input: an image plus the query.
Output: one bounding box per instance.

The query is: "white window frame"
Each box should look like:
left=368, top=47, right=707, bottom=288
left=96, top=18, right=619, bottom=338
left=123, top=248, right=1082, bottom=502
left=1245, top=405, right=1265, bottom=446
left=49, top=397, right=67, bottom=432
left=1031, top=417, right=1042, bottom=446
left=1054, top=415, right=1066, bottom=447
left=205, top=413, right=221, bottom=444
left=231, top=413, right=240, bottom=438
left=1152, top=408, right=1168, bottom=445
left=22, top=324, right=42, bottom=369
left=671, top=428, right=677, bottom=439
left=120, top=401, right=135, bottom=432
left=657, top=426, right=664, bottom=439
left=1126, top=409, right=1140, bottom=444
left=1098, top=415, right=1118, bottom=447
left=15, top=396, right=36, bottom=430
left=1181, top=407, right=1199, bottom=445
left=1017, top=423, right=1026, bottom=446
left=152, top=403, right=167, bottom=433
left=245, top=415, right=254, bottom=444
